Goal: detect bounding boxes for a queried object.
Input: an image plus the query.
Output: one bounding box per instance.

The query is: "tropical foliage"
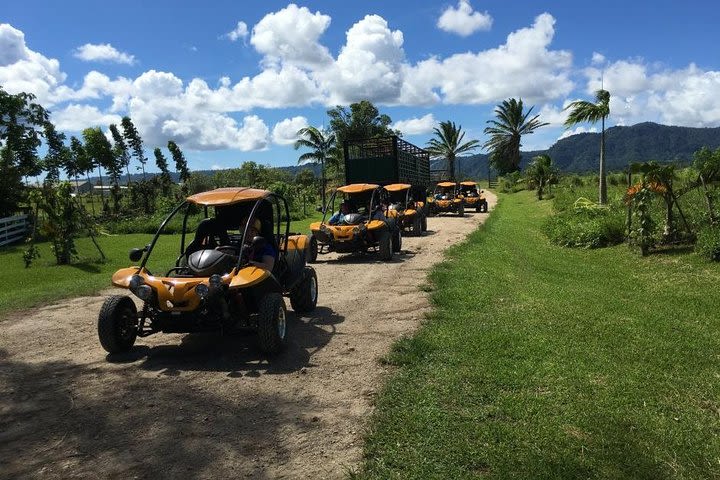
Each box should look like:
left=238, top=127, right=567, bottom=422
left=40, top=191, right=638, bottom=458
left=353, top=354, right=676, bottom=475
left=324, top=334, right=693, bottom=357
left=524, top=154, right=558, bottom=200
left=425, top=121, right=479, bottom=182
left=294, top=126, right=337, bottom=208
left=564, top=89, right=611, bottom=204
left=483, top=98, right=548, bottom=175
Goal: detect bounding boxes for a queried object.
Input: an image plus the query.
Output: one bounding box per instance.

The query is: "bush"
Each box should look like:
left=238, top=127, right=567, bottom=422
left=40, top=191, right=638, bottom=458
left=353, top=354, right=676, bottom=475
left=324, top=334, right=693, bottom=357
left=498, top=172, right=525, bottom=193
left=695, top=224, right=720, bottom=261
left=544, top=205, right=625, bottom=248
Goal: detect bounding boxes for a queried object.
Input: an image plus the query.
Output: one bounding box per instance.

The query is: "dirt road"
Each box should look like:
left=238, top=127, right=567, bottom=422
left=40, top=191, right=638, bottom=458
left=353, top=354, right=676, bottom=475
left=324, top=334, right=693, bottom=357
left=0, top=193, right=495, bottom=479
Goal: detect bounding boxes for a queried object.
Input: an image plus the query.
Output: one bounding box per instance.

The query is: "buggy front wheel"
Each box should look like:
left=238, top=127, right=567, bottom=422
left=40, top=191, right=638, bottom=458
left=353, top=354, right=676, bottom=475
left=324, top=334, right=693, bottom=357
left=257, top=293, right=288, bottom=354
left=290, top=267, right=318, bottom=313
left=98, top=295, right=138, bottom=354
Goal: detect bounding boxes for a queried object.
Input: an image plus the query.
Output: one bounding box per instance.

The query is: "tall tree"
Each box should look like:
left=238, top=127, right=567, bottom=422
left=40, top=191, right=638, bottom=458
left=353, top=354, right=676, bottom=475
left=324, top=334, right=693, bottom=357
left=153, top=147, right=173, bottom=195
left=121, top=116, right=147, bottom=180
left=327, top=100, right=397, bottom=146
left=167, top=140, right=190, bottom=194
left=83, top=127, right=120, bottom=212
left=564, top=89, right=611, bottom=204
left=0, top=87, right=49, bottom=216
left=483, top=98, right=548, bottom=176
left=69, top=136, right=96, bottom=214
left=42, top=122, right=70, bottom=185
left=425, top=121, right=479, bottom=182
left=294, top=126, right=337, bottom=208
left=692, top=147, right=720, bottom=224
left=109, top=123, right=132, bottom=185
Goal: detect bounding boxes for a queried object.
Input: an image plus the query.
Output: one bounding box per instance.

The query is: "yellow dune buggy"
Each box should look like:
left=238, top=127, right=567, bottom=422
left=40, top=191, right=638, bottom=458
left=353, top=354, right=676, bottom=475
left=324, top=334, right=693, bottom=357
left=427, top=181, right=464, bottom=216
left=384, top=183, right=427, bottom=236
left=309, top=183, right=401, bottom=261
left=98, top=188, right=318, bottom=355
left=458, top=181, right=488, bottom=213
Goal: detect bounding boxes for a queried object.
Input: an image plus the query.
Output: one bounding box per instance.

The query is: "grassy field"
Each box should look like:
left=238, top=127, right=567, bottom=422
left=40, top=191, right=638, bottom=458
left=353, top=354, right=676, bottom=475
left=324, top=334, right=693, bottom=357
left=360, top=191, right=720, bottom=479
left=0, top=212, right=322, bottom=317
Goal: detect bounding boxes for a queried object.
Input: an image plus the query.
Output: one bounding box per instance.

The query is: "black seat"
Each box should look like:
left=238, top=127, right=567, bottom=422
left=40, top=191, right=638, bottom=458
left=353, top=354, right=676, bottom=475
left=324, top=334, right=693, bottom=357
left=185, top=218, right=231, bottom=257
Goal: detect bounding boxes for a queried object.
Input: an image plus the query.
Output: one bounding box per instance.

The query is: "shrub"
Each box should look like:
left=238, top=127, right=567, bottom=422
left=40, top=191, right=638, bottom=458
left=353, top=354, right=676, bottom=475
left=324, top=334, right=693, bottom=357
left=695, top=224, right=720, bottom=261
left=543, top=204, right=625, bottom=248
left=498, top=172, right=525, bottom=193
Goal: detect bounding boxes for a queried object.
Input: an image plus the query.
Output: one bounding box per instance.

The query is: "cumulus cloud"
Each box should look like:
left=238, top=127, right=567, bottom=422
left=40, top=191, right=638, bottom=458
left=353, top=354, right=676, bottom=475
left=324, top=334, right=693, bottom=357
left=402, top=13, right=573, bottom=105
left=392, top=114, right=436, bottom=135
left=251, top=4, right=333, bottom=68
left=591, top=52, right=606, bottom=66
left=225, top=21, right=248, bottom=42
left=323, top=14, right=406, bottom=104
left=51, top=104, right=122, bottom=132
left=0, top=23, right=66, bottom=105
left=272, top=116, right=309, bottom=145
left=437, top=0, right=493, bottom=36
left=73, top=43, right=136, bottom=65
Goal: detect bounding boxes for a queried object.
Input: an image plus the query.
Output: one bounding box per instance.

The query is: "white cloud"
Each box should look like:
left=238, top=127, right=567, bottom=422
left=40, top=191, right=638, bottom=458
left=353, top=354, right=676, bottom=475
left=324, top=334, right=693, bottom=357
left=251, top=4, right=332, bottom=68
left=51, top=104, right=122, bottom=132
left=0, top=23, right=66, bottom=105
left=272, top=116, right=308, bottom=145
left=392, top=114, right=436, bottom=135
left=437, top=0, right=493, bottom=37
left=323, top=14, right=406, bottom=104
left=558, top=126, right=597, bottom=141
left=591, top=52, right=606, bottom=66
left=73, top=43, right=135, bottom=65
left=225, top=21, right=248, bottom=42
left=402, top=13, right=573, bottom=105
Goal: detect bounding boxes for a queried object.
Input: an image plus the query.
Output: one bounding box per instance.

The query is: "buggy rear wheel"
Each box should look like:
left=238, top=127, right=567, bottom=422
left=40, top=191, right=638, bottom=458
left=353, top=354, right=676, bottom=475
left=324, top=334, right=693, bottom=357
left=392, top=228, right=402, bottom=252
left=421, top=215, right=427, bottom=232
left=98, top=295, right=138, bottom=354
left=290, top=267, right=318, bottom=313
left=378, top=231, right=393, bottom=261
left=307, top=234, right=318, bottom=263
left=257, top=293, right=288, bottom=354
left=411, top=216, right=422, bottom=236
left=458, top=204, right=465, bottom=217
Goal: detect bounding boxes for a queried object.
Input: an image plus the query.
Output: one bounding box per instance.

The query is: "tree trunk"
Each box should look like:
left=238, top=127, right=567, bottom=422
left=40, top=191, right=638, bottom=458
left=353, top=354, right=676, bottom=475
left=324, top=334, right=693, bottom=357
left=599, top=116, right=607, bottom=204
left=448, top=155, right=456, bottom=182
left=85, top=171, right=96, bottom=215
left=700, top=174, right=717, bottom=224
left=321, top=158, right=326, bottom=211
left=96, top=166, right=107, bottom=211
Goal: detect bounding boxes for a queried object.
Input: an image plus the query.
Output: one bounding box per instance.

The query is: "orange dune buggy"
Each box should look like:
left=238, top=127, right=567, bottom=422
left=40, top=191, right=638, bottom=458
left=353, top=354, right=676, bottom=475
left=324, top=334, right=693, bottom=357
left=384, top=183, right=427, bottom=236
left=458, top=181, right=488, bottom=213
left=98, top=188, right=318, bottom=355
left=309, top=183, right=401, bottom=261
left=427, top=181, right=464, bottom=216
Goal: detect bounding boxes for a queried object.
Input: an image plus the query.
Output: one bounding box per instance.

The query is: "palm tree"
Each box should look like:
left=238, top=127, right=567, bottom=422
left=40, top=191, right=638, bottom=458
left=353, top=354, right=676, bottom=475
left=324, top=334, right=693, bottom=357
left=564, top=89, right=611, bottom=204
left=483, top=98, right=548, bottom=176
left=525, top=154, right=558, bottom=200
left=425, top=121, right=480, bottom=182
left=294, top=126, right=337, bottom=209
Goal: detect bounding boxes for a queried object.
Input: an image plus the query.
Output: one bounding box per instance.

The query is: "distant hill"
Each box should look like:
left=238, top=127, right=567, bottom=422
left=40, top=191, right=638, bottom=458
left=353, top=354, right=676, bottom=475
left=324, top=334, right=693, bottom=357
left=454, top=122, right=720, bottom=179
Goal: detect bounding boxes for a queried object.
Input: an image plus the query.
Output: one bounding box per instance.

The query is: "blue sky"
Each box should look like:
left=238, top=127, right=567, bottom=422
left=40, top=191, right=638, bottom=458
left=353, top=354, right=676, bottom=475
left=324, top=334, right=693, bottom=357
left=2, top=1, right=720, bottom=173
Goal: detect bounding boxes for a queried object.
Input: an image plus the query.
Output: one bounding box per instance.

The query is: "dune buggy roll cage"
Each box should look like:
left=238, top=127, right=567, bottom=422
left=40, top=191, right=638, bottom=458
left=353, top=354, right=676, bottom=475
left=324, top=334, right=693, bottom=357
left=137, top=193, right=291, bottom=274
left=320, top=186, right=388, bottom=224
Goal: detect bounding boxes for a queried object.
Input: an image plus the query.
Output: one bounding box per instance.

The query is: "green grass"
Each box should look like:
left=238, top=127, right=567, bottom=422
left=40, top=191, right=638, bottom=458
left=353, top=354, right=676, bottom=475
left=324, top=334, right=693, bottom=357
left=361, top=191, right=720, bottom=479
left=0, top=211, right=323, bottom=317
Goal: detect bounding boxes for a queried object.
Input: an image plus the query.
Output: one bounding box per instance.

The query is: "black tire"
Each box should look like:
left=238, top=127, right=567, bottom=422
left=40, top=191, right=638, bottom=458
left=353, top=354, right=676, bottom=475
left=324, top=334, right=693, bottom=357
left=411, top=215, right=422, bottom=236
left=290, top=267, right=318, bottom=313
left=257, top=293, right=288, bottom=354
left=476, top=205, right=481, bottom=213
left=98, top=295, right=138, bottom=354
left=458, top=204, right=465, bottom=217
left=421, top=215, right=427, bottom=232
left=378, top=231, right=393, bottom=261
left=307, top=234, right=318, bottom=263
left=392, top=228, right=402, bottom=252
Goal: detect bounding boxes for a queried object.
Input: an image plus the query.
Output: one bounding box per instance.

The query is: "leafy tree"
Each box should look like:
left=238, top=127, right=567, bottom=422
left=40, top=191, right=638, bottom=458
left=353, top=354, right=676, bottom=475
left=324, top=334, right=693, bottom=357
left=31, top=183, right=80, bottom=264
left=564, top=89, right=611, bottom=204
left=153, top=147, right=173, bottom=195
left=0, top=87, right=49, bottom=216
left=327, top=100, right=397, bottom=146
left=69, top=136, right=96, bottom=214
left=167, top=140, right=190, bottom=195
left=109, top=123, right=131, bottom=185
left=121, top=116, right=147, bottom=180
left=83, top=127, right=120, bottom=212
left=425, top=121, right=479, bottom=182
left=42, top=122, right=70, bottom=185
left=692, top=146, right=720, bottom=224
left=294, top=126, right=337, bottom=208
left=525, top=154, right=558, bottom=200
left=483, top=98, right=548, bottom=176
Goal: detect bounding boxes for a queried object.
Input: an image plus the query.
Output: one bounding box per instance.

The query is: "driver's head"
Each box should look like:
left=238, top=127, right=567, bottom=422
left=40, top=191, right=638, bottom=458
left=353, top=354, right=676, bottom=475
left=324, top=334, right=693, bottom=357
left=242, top=217, right=262, bottom=239
left=340, top=202, right=350, bottom=214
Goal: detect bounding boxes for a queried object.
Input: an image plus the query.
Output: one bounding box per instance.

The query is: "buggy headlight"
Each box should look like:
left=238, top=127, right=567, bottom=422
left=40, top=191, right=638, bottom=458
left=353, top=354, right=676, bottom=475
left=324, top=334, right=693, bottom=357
left=209, top=274, right=222, bottom=289
left=129, top=274, right=144, bottom=291
left=195, top=283, right=209, bottom=299
left=353, top=224, right=366, bottom=235
left=135, top=285, right=153, bottom=301
left=320, top=224, right=330, bottom=234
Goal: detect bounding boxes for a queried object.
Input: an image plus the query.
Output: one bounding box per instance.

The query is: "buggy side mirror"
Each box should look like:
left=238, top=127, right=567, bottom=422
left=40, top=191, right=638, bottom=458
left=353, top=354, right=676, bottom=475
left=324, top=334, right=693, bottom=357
left=129, top=247, right=144, bottom=262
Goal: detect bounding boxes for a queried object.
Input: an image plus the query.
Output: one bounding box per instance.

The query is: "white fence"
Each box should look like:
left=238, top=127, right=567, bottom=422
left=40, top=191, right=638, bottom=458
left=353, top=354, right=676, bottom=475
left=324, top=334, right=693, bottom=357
left=0, top=215, right=29, bottom=247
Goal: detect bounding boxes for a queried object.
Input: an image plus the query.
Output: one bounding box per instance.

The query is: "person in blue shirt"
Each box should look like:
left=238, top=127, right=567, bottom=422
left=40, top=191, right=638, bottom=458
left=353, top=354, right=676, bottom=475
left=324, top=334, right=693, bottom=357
left=242, top=217, right=276, bottom=271
left=328, top=201, right=352, bottom=225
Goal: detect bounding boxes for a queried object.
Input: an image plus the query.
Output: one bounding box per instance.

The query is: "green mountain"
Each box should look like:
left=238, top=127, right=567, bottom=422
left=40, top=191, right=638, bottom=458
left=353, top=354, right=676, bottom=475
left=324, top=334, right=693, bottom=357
left=455, top=122, right=720, bottom=179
